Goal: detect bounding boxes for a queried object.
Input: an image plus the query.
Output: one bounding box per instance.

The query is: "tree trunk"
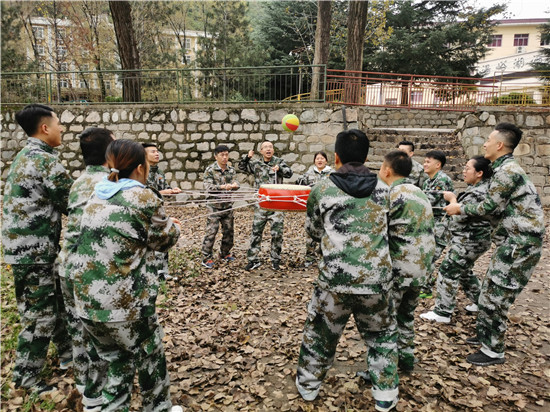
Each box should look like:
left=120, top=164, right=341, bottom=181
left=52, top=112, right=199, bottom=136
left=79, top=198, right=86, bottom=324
left=344, top=0, right=368, bottom=104
left=109, top=0, right=141, bottom=102
left=311, top=0, right=332, bottom=101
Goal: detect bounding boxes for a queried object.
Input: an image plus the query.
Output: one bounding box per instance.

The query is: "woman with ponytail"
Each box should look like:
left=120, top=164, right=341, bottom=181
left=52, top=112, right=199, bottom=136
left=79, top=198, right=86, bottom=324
left=71, top=139, right=183, bottom=412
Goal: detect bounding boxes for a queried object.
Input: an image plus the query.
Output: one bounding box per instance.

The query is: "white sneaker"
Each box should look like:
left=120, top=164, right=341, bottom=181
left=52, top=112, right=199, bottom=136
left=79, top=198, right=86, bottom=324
left=295, top=376, right=320, bottom=401
left=170, top=406, right=184, bottom=412
left=420, top=311, right=451, bottom=323
left=465, top=303, right=479, bottom=312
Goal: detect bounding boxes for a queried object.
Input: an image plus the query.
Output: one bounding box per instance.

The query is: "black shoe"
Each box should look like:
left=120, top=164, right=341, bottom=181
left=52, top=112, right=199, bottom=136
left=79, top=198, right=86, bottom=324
left=31, top=382, right=57, bottom=396
left=356, top=370, right=371, bottom=383
left=466, top=351, right=505, bottom=366
left=272, top=261, right=280, bottom=271
left=466, top=336, right=481, bottom=346
left=245, top=261, right=261, bottom=271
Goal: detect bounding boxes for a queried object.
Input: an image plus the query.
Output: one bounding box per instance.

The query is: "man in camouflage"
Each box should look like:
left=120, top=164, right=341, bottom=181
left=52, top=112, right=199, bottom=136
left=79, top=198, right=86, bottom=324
left=296, top=129, right=399, bottom=412
left=445, top=123, right=545, bottom=366
left=377, top=150, right=435, bottom=372
left=420, top=150, right=454, bottom=298
left=397, top=140, right=429, bottom=188
left=238, top=141, right=293, bottom=271
left=2, top=104, right=73, bottom=395
left=57, top=127, right=114, bottom=409
left=71, top=139, right=182, bottom=411
left=201, top=145, right=240, bottom=269
left=421, top=156, right=493, bottom=323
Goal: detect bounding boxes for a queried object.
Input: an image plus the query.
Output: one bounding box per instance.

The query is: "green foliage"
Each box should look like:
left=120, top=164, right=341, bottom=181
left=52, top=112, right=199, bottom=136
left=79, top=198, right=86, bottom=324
left=491, top=92, right=536, bottom=105
left=531, top=20, right=550, bottom=82
left=105, top=96, right=123, bottom=102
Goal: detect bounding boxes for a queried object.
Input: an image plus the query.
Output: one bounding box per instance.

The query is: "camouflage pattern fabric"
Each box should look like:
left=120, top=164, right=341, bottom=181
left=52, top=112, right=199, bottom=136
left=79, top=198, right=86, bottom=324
left=238, top=154, right=292, bottom=263
left=434, top=180, right=492, bottom=317
left=203, top=161, right=240, bottom=210
left=82, top=315, right=171, bottom=412
left=146, top=165, right=168, bottom=192
left=297, top=287, right=399, bottom=402
left=72, top=185, right=180, bottom=322
left=2, top=137, right=73, bottom=388
left=11, top=264, right=72, bottom=388
left=387, top=179, right=435, bottom=366
left=406, top=159, right=429, bottom=189
left=57, top=166, right=109, bottom=397
left=461, top=154, right=544, bottom=356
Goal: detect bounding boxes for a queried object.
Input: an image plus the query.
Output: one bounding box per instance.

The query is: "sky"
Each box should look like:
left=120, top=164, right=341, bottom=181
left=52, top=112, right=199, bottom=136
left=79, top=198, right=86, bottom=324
left=468, top=0, right=550, bottom=19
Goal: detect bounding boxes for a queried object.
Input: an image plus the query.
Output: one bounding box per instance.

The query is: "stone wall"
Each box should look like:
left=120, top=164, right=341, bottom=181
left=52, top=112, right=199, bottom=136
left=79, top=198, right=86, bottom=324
left=1, top=104, right=549, bottom=205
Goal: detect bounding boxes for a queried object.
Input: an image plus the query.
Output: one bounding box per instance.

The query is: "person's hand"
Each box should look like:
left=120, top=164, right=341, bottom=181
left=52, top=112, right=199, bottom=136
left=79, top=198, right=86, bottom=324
left=272, top=165, right=280, bottom=173
left=444, top=203, right=462, bottom=216
left=172, top=217, right=182, bottom=229
left=171, top=187, right=181, bottom=194
left=230, top=182, right=239, bottom=189
left=248, top=150, right=254, bottom=158
left=442, top=191, right=456, bottom=203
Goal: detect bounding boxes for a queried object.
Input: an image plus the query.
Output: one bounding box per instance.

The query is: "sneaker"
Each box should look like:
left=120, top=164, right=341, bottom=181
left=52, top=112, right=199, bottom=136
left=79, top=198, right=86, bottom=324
left=245, top=261, right=261, bottom=271
left=398, top=357, right=415, bottom=373
left=295, top=376, right=320, bottom=401
left=272, top=261, right=280, bottom=271
left=170, top=407, right=184, bottom=412
left=59, top=359, right=73, bottom=370
left=419, top=311, right=451, bottom=323
left=465, top=336, right=481, bottom=346
left=466, top=351, right=505, bottom=366
left=465, top=303, right=479, bottom=312
left=83, top=407, right=102, bottom=412
left=419, top=290, right=433, bottom=299
left=304, top=261, right=314, bottom=268
left=375, top=398, right=398, bottom=412
left=31, top=382, right=57, bottom=397
left=221, top=254, right=236, bottom=262
left=356, top=370, right=371, bottom=383
left=201, top=259, right=215, bottom=269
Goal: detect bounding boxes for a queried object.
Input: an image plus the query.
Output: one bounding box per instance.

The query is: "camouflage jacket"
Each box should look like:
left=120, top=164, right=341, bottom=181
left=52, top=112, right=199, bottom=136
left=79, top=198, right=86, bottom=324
left=146, top=165, right=168, bottom=191
left=57, top=165, right=110, bottom=278
left=461, top=154, right=545, bottom=243
left=388, top=179, right=435, bottom=288
left=238, top=154, right=293, bottom=187
left=406, top=159, right=429, bottom=189
left=296, top=165, right=333, bottom=186
left=306, top=163, right=392, bottom=294
left=423, top=170, right=454, bottom=219
left=71, top=184, right=180, bottom=322
left=203, top=162, right=240, bottom=210
left=2, top=137, right=73, bottom=265
left=449, top=179, right=492, bottom=243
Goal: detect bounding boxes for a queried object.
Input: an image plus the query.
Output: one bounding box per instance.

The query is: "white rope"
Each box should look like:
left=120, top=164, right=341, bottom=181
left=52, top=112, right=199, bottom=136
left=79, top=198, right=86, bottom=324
left=175, top=200, right=261, bottom=223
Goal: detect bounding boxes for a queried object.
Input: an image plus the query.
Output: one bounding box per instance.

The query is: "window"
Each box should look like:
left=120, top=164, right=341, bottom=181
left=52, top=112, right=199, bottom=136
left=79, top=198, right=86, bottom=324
left=59, top=63, right=68, bottom=71
left=541, top=36, right=550, bottom=46
left=185, top=38, right=191, bottom=50
left=36, top=45, right=45, bottom=56
left=56, top=29, right=65, bottom=39
left=38, top=62, right=46, bottom=71
left=513, top=34, right=529, bottom=46
left=489, top=34, right=502, bottom=47
left=105, top=80, right=111, bottom=90
left=411, top=90, right=423, bottom=103
left=79, top=80, right=87, bottom=88
left=385, top=98, right=398, bottom=105
left=82, top=64, right=89, bottom=71
left=32, top=26, right=44, bottom=39
left=59, top=79, right=69, bottom=88
left=57, top=46, right=67, bottom=56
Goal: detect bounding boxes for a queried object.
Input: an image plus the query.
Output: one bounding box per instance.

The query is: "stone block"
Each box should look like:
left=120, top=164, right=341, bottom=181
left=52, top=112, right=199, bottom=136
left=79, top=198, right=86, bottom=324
left=526, top=115, right=544, bottom=127
left=536, top=145, right=550, bottom=156
left=164, top=123, right=175, bottom=132
left=233, top=124, right=243, bottom=132
left=185, top=160, right=200, bottom=170
left=179, top=110, right=187, bottom=121
left=189, top=111, right=210, bottom=122
left=268, top=109, right=289, bottom=122
left=69, top=125, right=84, bottom=132
left=120, top=111, right=128, bottom=121
left=239, top=142, right=255, bottom=151
left=229, top=113, right=239, bottom=122
left=146, top=124, right=162, bottom=132
left=157, top=132, right=170, bottom=142
left=231, top=133, right=248, bottom=141
left=118, top=124, right=130, bottom=131
left=198, top=124, right=210, bottom=131
left=169, top=159, right=183, bottom=169
left=241, top=109, right=259, bottom=122
left=513, top=143, right=531, bottom=156
left=86, top=111, right=101, bottom=123
left=212, top=110, right=228, bottom=121
left=212, top=123, right=222, bottom=131
left=196, top=142, right=209, bottom=151
left=171, top=110, right=178, bottom=123
left=164, top=142, right=177, bottom=150
left=61, top=110, right=76, bottom=123
left=132, top=124, right=144, bottom=132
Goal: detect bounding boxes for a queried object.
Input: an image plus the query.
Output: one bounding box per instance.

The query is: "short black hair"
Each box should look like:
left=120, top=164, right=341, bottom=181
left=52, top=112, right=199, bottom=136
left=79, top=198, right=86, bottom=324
left=495, top=122, right=523, bottom=149
left=15, top=104, right=55, bottom=137
left=470, top=155, right=493, bottom=179
left=398, top=140, right=415, bottom=152
left=214, top=144, right=230, bottom=154
left=314, top=151, right=328, bottom=162
left=335, top=129, right=369, bottom=164
left=384, top=150, right=412, bottom=178
left=142, top=143, right=157, bottom=149
left=425, top=150, right=447, bottom=168
left=79, top=127, right=114, bottom=166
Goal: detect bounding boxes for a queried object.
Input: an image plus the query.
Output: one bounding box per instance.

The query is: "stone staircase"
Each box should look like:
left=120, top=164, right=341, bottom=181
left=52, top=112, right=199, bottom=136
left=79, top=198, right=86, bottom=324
left=366, top=127, right=467, bottom=191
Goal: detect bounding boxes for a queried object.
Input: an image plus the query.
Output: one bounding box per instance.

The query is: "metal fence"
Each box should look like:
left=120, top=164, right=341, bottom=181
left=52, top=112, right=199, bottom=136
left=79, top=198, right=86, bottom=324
left=1, top=65, right=327, bottom=105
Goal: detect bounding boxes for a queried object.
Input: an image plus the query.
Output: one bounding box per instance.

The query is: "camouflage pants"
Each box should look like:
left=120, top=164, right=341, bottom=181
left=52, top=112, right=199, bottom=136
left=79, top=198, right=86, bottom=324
left=305, top=238, right=320, bottom=263
left=82, top=315, right=171, bottom=412
left=392, top=285, right=421, bottom=370
left=12, top=264, right=71, bottom=388
left=296, top=287, right=399, bottom=402
left=247, top=207, right=284, bottom=263
left=424, top=217, right=449, bottom=290
left=477, top=238, right=542, bottom=357
left=202, top=207, right=234, bottom=258
left=434, top=238, right=491, bottom=317
left=61, top=275, right=107, bottom=406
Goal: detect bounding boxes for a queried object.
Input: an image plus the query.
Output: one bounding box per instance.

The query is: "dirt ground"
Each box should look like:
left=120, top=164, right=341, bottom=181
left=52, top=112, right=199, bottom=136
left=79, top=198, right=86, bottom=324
left=2, top=206, right=549, bottom=411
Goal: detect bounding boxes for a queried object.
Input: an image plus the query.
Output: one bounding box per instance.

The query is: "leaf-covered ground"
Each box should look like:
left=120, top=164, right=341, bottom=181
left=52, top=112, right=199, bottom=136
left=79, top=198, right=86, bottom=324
left=1, top=206, right=549, bottom=411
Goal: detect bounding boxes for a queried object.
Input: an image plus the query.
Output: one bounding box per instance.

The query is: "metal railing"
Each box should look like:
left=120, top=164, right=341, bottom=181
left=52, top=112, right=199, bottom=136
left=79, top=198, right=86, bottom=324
left=0, top=65, right=327, bottom=105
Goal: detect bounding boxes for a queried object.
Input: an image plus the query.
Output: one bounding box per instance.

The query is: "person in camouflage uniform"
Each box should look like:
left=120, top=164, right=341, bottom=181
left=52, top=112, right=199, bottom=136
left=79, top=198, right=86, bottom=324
left=201, top=145, right=240, bottom=269
left=445, top=123, right=545, bottom=366
left=420, top=150, right=454, bottom=298
left=70, top=140, right=183, bottom=412
left=376, top=150, right=435, bottom=373
left=296, top=130, right=399, bottom=412
left=296, top=151, right=333, bottom=267
left=421, top=156, right=493, bottom=324
left=238, top=141, right=293, bottom=271
left=2, top=104, right=73, bottom=395
left=397, top=141, right=429, bottom=188
left=56, top=127, right=114, bottom=409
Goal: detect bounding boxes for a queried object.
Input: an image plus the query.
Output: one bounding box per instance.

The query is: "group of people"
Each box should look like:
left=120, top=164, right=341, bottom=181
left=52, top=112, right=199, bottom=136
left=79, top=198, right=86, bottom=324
left=2, top=103, right=545, bottom=412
